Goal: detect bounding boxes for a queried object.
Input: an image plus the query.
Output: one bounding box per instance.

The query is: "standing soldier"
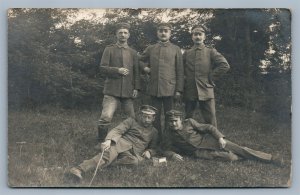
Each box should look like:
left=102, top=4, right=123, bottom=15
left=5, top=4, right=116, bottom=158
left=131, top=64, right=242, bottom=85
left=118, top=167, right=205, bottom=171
left=139, top=23, right=184, bottom=143
left=183, top=25, right=230, bottom=127
left=98, top=22, right=140, bottom=141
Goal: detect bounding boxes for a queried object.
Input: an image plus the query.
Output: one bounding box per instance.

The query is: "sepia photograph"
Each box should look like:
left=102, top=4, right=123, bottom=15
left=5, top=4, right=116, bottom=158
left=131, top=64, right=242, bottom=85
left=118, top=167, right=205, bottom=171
left=7, top=8, right=291, bottom=187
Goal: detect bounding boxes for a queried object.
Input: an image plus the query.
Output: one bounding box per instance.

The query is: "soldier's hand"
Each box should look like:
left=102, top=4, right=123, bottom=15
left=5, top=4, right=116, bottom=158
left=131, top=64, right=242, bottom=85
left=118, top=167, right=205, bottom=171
left=144, top=67, right=151, bottom=74
left=142, top=150, right=151, bottom=159
left=132, top=90, right=138, bottom=98
left=118, top=68, right=129, bottom=76
left=218, top=137, right=227, bottom=149
left=172, top=153, right=184, bottom=161
left=101, top=140, right=112, bottom=151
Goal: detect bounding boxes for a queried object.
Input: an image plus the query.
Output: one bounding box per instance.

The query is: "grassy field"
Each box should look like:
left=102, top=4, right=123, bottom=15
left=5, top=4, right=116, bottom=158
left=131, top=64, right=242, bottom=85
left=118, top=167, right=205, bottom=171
left=7, top=106, right=291, bottom=187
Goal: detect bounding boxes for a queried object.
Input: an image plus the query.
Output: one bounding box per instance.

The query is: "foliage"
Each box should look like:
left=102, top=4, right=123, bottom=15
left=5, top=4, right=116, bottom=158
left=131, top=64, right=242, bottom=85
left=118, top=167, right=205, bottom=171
left=8, top=9, right=103, bottom=109
left=8, top=8, right=291, bottom=115
left=209, top=9, right=291, bottom=116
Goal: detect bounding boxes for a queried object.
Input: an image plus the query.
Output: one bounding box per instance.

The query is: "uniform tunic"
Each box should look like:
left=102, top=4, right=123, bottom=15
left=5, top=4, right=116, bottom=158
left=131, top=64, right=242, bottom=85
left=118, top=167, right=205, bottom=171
left=163, top=119, right=272, bottom=162
left=105, top=117, right=158, bottom=155
left=79, top=117, right=158, bottom=172
left=100, top=43, right=140, bottom=98
left=164, top=118, right=224, bottom=157
left=183, top=44, right=230, bottom=101
left=139, top=41, right=184, bottom=97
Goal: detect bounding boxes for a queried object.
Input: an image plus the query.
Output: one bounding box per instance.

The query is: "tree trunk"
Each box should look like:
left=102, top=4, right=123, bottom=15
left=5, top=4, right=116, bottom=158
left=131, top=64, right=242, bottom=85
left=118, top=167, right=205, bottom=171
left=244, top=18, right=253, bottom=77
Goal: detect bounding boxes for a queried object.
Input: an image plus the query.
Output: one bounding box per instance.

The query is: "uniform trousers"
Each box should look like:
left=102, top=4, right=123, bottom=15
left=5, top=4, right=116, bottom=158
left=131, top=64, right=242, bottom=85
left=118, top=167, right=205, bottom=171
left=99, top=95, right=135, bottom=123
left=150, top=96, right=173, bottom=143
left=79, top=146, right=141, bottom=173
left=193, top=134, right=272, bottom=162
left=185, top=98, right=217, bottom=127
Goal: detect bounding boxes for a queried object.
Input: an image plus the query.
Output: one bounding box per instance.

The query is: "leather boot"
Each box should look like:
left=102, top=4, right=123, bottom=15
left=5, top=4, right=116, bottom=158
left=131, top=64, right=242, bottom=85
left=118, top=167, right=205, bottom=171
left=97, top=121, right=111, bottom=142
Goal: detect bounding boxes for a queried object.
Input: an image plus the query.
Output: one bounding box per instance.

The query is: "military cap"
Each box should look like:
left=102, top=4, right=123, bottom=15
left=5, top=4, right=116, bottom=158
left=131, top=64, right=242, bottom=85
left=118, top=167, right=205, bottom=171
left=157, top=22, right=172, bottom=30
left=166, top=110, right=183, bottom=120
left=116, top=22, right=131, bottom=31
left=140, top=105, right=158, bottom=115
left=191, top=24, right=207, bottom=34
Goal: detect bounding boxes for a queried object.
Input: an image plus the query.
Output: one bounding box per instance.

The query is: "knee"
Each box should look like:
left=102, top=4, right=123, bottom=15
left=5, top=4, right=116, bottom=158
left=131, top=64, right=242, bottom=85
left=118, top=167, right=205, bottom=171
left=100, top=112, right=113, bottom=122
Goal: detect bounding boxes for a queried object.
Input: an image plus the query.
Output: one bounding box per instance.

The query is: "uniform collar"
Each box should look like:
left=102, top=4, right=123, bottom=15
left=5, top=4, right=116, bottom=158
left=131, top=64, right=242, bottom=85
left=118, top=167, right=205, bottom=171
left=158, top=41, right=171, bottom=47
left=193, top=44, right=205, bottom=50
left=116, top=42, right=129, bottom=48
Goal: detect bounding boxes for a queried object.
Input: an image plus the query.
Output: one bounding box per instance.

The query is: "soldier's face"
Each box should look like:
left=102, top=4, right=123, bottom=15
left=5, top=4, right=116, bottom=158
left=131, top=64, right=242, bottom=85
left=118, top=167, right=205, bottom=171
left=192, top=32, right=206, bottom=45
left=140, top=113, right=155, bottom=127
left=116, top=28, right=130, bottom=43
left=169, top=117, right=183, bottom=130
left=157, top=29, right=171, bottom=42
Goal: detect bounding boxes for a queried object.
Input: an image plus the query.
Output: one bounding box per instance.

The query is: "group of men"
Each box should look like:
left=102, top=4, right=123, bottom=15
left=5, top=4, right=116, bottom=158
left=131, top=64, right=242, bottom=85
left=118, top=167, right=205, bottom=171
left=97, top=22, right=229, bottom=142
left=68, top=22, right=276, bottom=181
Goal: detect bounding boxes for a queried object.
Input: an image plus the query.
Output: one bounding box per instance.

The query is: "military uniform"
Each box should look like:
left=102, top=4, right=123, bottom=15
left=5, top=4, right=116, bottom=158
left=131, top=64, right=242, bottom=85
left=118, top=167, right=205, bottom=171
left=140, top=41, right=184, bottom=97
left=183, top=27, right=230, bottom=127
left=78, top=117, right=158, bottom=172
left=163, top=110, right=272, bottom=162
left=139, top=24, right=184, bottom=138
left=99, top=42, right=140, bottom=123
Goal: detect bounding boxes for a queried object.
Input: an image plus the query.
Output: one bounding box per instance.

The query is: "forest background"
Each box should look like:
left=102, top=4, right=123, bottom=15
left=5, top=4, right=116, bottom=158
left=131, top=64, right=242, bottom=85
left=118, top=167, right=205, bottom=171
left=7, top=9, right=292, bottom=187
left=8, top=8, right=291, bottom=119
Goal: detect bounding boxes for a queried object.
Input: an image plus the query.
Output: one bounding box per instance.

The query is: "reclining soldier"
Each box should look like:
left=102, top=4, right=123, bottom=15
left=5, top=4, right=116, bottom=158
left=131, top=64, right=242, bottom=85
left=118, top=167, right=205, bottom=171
left=162, top=110, right=276, bottom=163
left=68, top=105, right=158, bottom=181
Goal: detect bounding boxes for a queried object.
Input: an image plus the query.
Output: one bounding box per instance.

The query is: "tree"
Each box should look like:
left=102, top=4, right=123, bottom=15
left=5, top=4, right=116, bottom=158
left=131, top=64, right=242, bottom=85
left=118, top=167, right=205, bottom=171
left=209, top=9, right=291, bottom=114
left=8, top=9, right=103, bottom=109
left=8, top=8, right=291, bottom=116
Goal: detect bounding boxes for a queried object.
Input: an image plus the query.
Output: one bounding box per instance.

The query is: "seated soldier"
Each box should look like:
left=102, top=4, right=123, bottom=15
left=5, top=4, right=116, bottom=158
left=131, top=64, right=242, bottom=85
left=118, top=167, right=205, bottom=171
left=162, top=110, right=277, bottom=163
left=68, top=105, right=158, bottom=181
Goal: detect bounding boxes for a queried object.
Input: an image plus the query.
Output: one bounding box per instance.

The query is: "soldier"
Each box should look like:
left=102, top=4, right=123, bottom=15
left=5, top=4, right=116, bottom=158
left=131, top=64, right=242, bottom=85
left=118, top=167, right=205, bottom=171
left=68, top=105, right=158, bottom=181
left=183, top=25, right=230, bottom=127
left=97, top=22, right=140, bottom=141
left=139, top=22, right=184, bottom=142
left=162, top=110, right=275, bottom=163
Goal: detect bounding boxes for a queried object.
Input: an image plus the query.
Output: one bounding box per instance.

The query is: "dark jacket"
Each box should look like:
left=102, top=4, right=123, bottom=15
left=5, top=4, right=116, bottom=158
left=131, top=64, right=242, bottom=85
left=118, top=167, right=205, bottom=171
left=163, top=118, right=273, bottom=162
left=139, top=41, right=184, bottom=97
left=183, top=44, right=230, bottom=101
left=100, top=43, right=140, bottom=98
left=105, top=117, right=158, bottom=156
left=163, top=118, right=225, bottom=157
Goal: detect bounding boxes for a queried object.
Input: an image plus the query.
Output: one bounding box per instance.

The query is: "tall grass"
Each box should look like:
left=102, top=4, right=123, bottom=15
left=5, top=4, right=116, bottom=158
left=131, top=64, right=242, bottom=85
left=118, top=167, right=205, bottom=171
left=8, top=106, right=291, bottom=187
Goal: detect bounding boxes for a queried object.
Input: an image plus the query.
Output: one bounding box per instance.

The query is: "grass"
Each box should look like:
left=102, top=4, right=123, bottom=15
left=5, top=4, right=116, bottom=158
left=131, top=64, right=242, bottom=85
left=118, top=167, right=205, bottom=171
left=7, top=106, right=291, bottom=187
